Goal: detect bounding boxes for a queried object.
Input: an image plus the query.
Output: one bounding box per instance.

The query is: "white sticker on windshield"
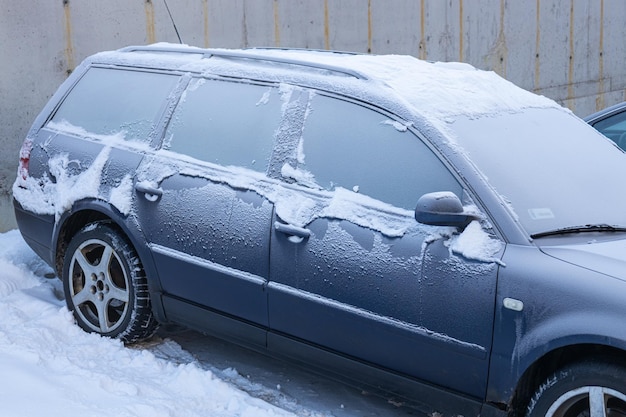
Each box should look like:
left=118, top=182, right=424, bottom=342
left=529, top=208, right=555, bottom=220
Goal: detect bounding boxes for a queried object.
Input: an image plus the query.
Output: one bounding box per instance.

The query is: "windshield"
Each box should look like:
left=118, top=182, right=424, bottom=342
left=449, top=108, right=626, bottom=237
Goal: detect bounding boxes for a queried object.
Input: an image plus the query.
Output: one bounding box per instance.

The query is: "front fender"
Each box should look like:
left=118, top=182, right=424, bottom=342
left=487, top=243, right=626, bottom=404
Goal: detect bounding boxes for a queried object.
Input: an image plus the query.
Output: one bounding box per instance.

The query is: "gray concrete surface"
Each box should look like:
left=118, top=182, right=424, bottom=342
left=2, top=0, right=625, bottom=232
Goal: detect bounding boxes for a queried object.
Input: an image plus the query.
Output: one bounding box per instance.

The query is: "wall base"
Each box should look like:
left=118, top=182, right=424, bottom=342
left=0, top=194, right=17, bottom=233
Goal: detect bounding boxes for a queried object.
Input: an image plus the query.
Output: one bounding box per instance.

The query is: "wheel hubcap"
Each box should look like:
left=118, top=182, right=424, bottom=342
left=68, top=238, right=130, bottom=334
left=547, top=386, right=626, bottom=417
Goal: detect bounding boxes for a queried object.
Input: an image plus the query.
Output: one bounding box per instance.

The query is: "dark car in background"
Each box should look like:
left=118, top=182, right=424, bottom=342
left=585, top=101, right=626, bottom=148
left=12, top=44, right=626, bottom=417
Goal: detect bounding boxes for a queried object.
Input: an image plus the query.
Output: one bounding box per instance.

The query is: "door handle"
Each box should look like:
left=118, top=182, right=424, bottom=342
left=274, top=221, right=311, bottom=243
left=135, top=182, right=163, bottom=202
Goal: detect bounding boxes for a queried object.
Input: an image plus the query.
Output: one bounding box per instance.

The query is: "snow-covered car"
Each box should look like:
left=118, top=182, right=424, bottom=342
left=585, top=101, right=626, bottom=149
left=13, top=44, right=626, bottom=417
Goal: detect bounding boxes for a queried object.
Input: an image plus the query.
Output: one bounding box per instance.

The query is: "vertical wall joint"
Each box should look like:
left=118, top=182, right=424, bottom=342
left=273, top=0, right=280, bottom=47
left=145, top=0, right=156, bottom=44
left=323, top=0, right=330, bottom=50
left=63, top=0, right=75, bottom=76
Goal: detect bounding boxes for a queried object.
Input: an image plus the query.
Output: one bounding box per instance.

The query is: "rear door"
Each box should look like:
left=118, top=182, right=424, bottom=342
left=267, top=93, right=503, bottom=398
left=134, top=78, right=288, bottom=342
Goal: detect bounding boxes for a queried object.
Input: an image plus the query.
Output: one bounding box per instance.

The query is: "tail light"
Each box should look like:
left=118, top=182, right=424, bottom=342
left=17, top=139, right=33, bottom=182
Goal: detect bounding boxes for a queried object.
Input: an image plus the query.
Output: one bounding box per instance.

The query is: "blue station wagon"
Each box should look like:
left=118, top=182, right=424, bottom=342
left=13, top=44, right=626, bottom=417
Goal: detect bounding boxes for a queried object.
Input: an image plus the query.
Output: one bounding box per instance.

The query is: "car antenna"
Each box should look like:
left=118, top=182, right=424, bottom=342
left=163, top=0, right=183, bottom=44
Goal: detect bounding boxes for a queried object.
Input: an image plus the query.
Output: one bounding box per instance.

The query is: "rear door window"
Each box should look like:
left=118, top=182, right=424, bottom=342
left=293, top=94, right=461, bottom=210
left=164, top=79, right=283, bottom=172
left=50, top=67, right=179, bottom=143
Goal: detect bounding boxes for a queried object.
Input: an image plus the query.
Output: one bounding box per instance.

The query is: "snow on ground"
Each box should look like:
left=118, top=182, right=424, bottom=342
left=0, top=229, right=420, bottom=417
left=0, top=229, right=301, bottom=417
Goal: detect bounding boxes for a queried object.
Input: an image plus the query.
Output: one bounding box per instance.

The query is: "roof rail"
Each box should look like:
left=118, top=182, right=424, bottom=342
left=119, top=45, right=368, bottom=80
left=244, top=46, right=360, bottom=56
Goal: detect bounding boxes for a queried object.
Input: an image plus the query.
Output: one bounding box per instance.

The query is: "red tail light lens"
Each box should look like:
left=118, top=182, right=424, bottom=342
left=18, top=139, right=33, bottom=181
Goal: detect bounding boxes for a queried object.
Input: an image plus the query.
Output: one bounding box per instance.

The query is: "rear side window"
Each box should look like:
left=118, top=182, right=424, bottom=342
left=50, top=67, right=179, bottom=142
left=164, top=79, right=283, bottom=172
left=296, top=95, right=461, bottom=210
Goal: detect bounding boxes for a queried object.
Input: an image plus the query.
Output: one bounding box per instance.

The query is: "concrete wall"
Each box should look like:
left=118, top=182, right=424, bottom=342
left=2, top=0, right=625, bottom=232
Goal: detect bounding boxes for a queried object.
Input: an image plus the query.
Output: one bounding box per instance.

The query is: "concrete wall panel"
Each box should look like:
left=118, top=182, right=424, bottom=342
left=0, top=1, right=66, bottom=200
left=159, top=0, right=207, bottom=47
left=241, top=0, right=277, bottom=48
left=567, top=0, right=599, bottom=112
left=276, top=1, right=326, bottom=49
left=462, top=0, right=502, bottom=73
left=2, top=0, right=626, bottom=231
left=502, top=1, right=537, bottom=91
left=602, top=0, right=626, bottom=108
left=68, top=1, right=148, bottom=60
left=206, top=0, right=246, bottom=48
left=369, top=0, right=421, bottom=55
left=422, top=0, right=462, bottom=63
left=535, top=0, right=571, bottom=104
left=327, top=0, right=369, bottom=52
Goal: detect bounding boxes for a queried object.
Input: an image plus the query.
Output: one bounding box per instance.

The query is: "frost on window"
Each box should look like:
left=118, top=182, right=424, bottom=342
left=50, top=68, right=179, bottom=143
left=165, top=79, right=281, bottom=172
left=46, top=120, right=153, bottom=152
left=267, top=85, right=310, bottom=179
left=381, top=119, right=413, bottom=132
left=297, top=94, right=462, bottom=211
left=280, top=163, right=318, bottom=189
left=256, top=88, right=272, bottom=106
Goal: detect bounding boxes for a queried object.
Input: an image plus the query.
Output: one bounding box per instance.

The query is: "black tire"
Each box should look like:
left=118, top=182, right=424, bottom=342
left=62, top=221, right=159, bottom=343
left=526, top=361, right=626, bottom=417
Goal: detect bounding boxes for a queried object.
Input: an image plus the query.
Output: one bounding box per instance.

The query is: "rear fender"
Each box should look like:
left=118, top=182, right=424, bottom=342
left=52, top=198, right=167, bottom=322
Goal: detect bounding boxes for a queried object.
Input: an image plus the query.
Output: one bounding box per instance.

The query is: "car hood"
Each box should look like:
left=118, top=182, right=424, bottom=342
left=540, top=237, right=626, bottom=281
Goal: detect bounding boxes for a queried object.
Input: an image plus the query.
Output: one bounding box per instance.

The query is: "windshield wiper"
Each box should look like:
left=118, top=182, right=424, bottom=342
left=531, top=224, right=626, bottom=239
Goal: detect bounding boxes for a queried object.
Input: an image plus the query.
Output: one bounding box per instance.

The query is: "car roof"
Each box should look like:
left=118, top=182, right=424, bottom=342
left=86, top=43, right=562, bottom=138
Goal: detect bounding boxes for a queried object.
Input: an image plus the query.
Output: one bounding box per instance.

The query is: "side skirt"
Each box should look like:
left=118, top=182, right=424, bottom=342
left=160, top=295, right=507, bottom=417
left=268, top=331, right=489, bottom=416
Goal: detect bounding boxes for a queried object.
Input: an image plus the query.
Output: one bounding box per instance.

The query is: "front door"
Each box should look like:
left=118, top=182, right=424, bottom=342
left=267, top=93, right=503, bottom=398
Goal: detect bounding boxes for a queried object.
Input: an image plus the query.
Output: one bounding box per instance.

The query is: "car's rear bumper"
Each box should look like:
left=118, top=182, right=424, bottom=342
left=13, top=198, right=55, bottom=267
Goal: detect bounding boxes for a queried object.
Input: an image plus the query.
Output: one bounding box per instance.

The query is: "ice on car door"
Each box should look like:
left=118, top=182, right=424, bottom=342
left=134, top=78, right=284, bottom=335
left=267, top=93, right=503, bottom=398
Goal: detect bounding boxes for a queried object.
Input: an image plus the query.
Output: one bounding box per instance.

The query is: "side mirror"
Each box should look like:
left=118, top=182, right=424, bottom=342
left=414, top=191, right=478, bottom=228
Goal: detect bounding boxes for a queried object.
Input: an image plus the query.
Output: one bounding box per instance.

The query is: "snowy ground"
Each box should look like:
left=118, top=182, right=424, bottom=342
left=0, top=229, right=420, bottom=417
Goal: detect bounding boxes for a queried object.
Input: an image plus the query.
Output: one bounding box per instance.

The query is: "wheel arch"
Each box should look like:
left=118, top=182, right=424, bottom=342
left=52, top=198, right=167, bottom=323
left=508, top=343, right=626, bottom=416
left=487, top=304, right=626, bottom=415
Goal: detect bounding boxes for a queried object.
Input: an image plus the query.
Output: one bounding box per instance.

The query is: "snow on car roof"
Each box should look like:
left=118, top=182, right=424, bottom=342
left=245, top=48, right=560, bottom=118
left=92, top=43, right=561, bottom=131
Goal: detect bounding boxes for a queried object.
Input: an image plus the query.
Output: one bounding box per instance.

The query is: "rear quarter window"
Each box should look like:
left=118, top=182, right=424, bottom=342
left=50, top=67, right=179, bottom=143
